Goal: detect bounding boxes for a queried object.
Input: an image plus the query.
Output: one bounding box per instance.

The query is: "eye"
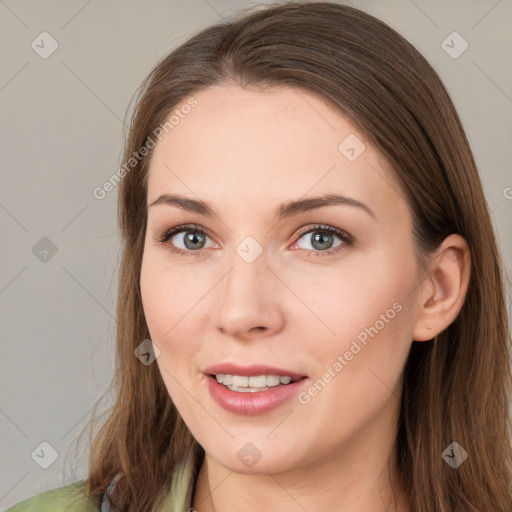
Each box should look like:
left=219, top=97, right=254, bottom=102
left=155, top=223, right=217, bottom=256
left=291, top=224, right=353, bottom=257
left=155, top=223, right=353, bottom=258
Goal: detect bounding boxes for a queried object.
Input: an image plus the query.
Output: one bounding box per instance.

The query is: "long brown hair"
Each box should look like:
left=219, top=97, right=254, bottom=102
left=76, top=2, right=512, bottom=510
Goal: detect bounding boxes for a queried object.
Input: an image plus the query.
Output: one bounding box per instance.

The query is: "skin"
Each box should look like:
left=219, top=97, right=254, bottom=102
left=140, top=84, right=470, bottom=512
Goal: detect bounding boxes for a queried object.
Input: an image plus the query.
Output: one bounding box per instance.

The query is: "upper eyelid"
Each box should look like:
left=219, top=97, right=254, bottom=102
left=295, top=224, right=349, bottom=237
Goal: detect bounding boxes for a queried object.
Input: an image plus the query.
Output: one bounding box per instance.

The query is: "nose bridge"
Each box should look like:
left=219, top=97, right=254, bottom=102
left=213, top=241, right=284, bottom=337
left=221, top=243, right=271, bottom=307
left=222, top=232, right=271, bottom=296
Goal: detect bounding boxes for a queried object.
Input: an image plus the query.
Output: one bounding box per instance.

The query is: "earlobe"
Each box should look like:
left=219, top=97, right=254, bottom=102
left=412, top=234, right=471, bottom=342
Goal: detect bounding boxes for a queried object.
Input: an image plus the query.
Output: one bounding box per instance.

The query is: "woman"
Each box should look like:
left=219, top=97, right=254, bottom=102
left=7, top=1, right=511, bottom=511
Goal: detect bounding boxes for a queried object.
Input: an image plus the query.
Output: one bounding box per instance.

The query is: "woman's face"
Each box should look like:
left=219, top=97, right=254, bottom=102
left=140, top=84, right=424, bottom=475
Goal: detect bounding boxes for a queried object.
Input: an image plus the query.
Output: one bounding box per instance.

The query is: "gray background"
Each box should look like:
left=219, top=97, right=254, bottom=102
left=1, top=0, right=511, bottom=508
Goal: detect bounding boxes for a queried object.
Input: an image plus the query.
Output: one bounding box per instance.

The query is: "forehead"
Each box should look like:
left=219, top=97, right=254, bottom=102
left=146, top=84, right=408, bottom=224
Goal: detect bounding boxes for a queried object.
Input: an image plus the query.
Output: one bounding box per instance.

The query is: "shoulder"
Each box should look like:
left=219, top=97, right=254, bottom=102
left=5, top=480, right=100, bottom=512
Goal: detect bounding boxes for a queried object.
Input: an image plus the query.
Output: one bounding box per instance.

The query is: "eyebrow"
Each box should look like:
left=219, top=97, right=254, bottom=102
left=147, top=193, right=376, bottom=220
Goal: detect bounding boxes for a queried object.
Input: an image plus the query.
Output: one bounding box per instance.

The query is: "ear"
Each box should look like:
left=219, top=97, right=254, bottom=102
left=412, top=234, right=471, bottom=342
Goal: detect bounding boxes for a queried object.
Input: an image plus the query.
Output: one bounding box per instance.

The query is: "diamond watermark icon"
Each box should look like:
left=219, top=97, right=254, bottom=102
left=31, top=441, right=59, bottom=469
left=32, top=237, right=58, bottom=262
left=441, top=32, right=468, bottom=59
left=236, top=236, right=263, bottom=264
left=441, top=441, right=468, bottom=468
left=31, top=32, right=59, bottom=59
left=338, top=134, right=366, bottom=161
left=134, top=338, right=161, bottom=365
left=237, top=442, right=262, bottom=468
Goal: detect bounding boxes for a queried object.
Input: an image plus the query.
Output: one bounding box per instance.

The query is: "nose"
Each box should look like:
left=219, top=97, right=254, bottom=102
left=213, top=249, right=285, bottom=341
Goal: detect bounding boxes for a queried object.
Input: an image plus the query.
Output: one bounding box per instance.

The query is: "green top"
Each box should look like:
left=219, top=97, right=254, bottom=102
left=4, top=453, right=196, bottom=512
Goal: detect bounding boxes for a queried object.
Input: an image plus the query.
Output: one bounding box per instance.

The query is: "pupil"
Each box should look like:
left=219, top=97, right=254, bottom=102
left=184, top=231, right=205, bottom=250
left=312, top=232, right=332, bottom=250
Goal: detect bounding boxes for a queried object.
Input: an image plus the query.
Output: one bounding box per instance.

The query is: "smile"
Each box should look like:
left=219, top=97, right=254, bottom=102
left=214, top=373, right=301, bottom=392
left=205, top=374, right=308, bottom=415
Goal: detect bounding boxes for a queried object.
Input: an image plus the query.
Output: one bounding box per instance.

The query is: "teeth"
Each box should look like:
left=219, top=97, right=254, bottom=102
left=232, top=375, right=249, bottom=387
left=249, top=375, right=267, bottom=387
left=214, top=373, right=299, bottom=390
left=266, top=375, right=280, bottom=386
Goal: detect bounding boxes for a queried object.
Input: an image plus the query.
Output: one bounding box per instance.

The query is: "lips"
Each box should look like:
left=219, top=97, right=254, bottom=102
left=202, top=362, right=308, bottom=415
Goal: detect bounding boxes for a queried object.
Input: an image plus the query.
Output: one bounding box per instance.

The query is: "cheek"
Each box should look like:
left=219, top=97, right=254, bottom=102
left=289, top=275, right=413, bottom=449
left=140, top=253, right=207, bottom=375
left=284, top=253, right=412, bottom=344
left=140, top=249, right=207, bottom=333
left=289, top=250, right=415, bottom=389
left=140, top=259, right=205, bottom=415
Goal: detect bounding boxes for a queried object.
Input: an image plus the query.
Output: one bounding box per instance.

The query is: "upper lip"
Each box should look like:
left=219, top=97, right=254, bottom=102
left=203, top=363, right=307, bottom=379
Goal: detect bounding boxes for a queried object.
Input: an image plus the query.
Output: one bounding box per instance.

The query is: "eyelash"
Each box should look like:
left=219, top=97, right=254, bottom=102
left=155, top=223, right=354, bottom=258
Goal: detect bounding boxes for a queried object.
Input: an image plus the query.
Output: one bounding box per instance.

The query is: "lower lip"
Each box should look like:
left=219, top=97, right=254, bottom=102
left=205, top=375, right=308, bottom=415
